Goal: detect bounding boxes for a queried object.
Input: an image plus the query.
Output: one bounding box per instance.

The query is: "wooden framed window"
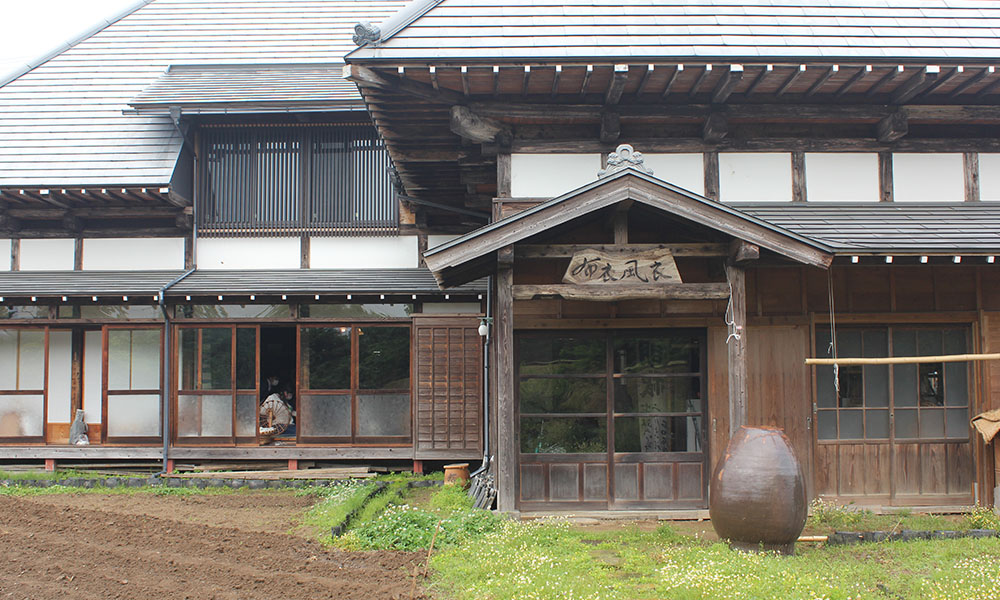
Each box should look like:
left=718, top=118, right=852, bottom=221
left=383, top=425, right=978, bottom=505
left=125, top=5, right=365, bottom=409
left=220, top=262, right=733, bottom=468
left=174, top=325, right=258, bottom=444
left=297, top=324, right=410, bottom=444
left=0, top=327, right=48, bottom=442
left=103, top=325, right=162, bottom=443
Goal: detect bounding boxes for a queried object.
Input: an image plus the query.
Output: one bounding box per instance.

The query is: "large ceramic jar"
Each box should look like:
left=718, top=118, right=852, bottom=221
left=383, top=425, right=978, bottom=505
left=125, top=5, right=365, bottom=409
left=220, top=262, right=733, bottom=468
left=709, top=426, right=807, bottom=555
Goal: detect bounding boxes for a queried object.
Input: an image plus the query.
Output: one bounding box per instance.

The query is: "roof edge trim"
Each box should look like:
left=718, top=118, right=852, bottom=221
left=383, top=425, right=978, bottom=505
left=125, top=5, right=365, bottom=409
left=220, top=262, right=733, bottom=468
left=346, top=0, right=444, bottom=56
left=0, top=0, right=154, bottom=89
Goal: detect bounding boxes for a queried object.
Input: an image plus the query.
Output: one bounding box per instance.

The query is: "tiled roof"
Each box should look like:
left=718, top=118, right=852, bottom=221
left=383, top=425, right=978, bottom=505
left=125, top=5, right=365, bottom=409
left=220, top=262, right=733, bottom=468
left=742, top=202, right=1000, bottom=253
left=129, top=64, right=366, bottom=114
left=349, top=0, right=1000, bottom=62
left=0, top=0, right=407, bottom=187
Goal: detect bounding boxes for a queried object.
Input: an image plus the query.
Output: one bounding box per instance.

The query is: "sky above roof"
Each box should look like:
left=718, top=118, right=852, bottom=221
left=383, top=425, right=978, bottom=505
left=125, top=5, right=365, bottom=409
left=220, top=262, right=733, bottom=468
left=0, top=0, right=139, bottom=82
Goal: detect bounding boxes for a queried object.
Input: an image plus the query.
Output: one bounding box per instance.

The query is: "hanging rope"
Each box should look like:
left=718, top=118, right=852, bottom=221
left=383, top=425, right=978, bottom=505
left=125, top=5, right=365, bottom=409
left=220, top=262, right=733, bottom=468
left=827, top=268, right=839, bottom=394
left=725, top=267, right=742, bottom=345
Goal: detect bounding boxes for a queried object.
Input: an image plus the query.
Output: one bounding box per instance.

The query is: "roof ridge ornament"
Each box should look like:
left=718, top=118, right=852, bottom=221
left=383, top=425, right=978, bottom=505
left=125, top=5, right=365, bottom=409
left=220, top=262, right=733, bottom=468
left=353, top=22, right=381, bottom=47
left=598, top=144, right=653, bottom=179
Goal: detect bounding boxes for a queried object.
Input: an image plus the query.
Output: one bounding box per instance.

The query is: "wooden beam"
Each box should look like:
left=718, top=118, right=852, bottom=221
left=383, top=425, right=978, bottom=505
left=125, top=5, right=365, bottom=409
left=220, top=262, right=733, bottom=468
left=605, top=64, right=628, bottom=104
left=892, top=66, right=940, bottom=104
left=513, top=282, right=731, bottom=301
left=515, top=243, right=728, bottom=258
left=729, top=239, right=760, bottom=263
left=636, top=64, right=655, bottom=95
left=965, top=151, right=980, bottom=202
left=791, top=151, right=807, bottom=203
left=460, top=65, right=470, bottom=96
left=662, top=64, right=684, bottom=97
left=702, top=112, right=728, bottom=143
left=450, top=105, right=509, bottom=143
left=878, top=151, right=894, bottom=202
left=580, top=64, right=594, bottom=96
left=805, top=64, right=838, bottom=96
left=865, top=65, right=905, bottom=98
left=776, top=64, right=806, bottom=96
left=877, top=110, right=909, bottom=142
left=712, top=64, right=744, bottom=103
left=744, top=64, right=773, bottom=96
left=834, top=64, right=873, bottom=97
left=496, top=153, right=511, bottom=199
left=613, top=203, right=629, bottom=245
left=704, top=151, right=720, bottom=201
left=550, top=65, right=562, bottom=97
left=494, top=262, right=515, bottom=512
left=599, top=111, right=621, bottom=144
left=689, top=64, right=713, bottom=98
left=917, top=65, right=963, bottom=99
left=725, top=263, right=748, bottom=435
left=344, top=64, right=463, bottom=105
left=949, top=66, right=995, bottom=98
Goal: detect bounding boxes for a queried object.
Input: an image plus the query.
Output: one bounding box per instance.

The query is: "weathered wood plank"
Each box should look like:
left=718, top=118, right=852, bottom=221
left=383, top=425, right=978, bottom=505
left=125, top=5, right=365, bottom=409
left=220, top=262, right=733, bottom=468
left=726, top=264, right=748, bottom=434
left=495, top=260, right=516, bottom=512
left=516, top=243, right=727, bottom=258
left=513, top=283, right=730, bottom=301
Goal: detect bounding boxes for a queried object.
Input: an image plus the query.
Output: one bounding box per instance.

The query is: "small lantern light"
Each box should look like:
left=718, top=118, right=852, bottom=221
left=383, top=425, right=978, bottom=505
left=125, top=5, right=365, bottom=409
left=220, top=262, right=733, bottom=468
left=478, top=317, right=493, bottom=337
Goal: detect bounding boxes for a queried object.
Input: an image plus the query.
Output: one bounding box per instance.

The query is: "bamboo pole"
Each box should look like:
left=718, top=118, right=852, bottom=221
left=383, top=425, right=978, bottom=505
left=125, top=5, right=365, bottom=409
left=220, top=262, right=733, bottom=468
left=805, top=353, right=1000, bottom=366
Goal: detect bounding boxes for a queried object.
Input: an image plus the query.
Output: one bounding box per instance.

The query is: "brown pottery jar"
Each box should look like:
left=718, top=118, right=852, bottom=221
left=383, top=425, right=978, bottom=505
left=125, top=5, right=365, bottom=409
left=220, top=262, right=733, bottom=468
left=709, top=426, right=807, bottom=555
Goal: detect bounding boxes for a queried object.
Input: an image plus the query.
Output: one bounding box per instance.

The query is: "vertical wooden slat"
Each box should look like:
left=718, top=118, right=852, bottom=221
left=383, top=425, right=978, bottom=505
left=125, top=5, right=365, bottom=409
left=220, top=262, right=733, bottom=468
left=725, top=264, right=748, bottom=434
left=704, top=151, right=720, bottom=201
left=878, top=151, right=894, bottom=203
left=496, top=257, right=516, bottom=512
left=791, top=151, right=807, bottom=203
left=964, top=151, right=980, bottom=202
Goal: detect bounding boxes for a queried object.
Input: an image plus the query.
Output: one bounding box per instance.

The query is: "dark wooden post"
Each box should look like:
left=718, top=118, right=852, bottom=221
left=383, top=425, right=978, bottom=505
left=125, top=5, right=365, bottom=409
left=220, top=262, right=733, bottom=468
left=725, top=262, right=748, bottom=434
left=495, top=245, right=516, bottom=512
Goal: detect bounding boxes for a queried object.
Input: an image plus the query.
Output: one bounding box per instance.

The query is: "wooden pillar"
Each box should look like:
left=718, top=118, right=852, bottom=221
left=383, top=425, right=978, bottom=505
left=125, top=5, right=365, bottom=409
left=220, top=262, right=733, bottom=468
left=287, top=459, right=299, bottom=471
left=412, top=459, right=424, bottom=475
left=165, top=459, right=175, bottom=473
left=726, top=263, right=748, bottom=434
left=495, top=246, right=516, bottom=512
left=44, top=459, right=56, bottom=472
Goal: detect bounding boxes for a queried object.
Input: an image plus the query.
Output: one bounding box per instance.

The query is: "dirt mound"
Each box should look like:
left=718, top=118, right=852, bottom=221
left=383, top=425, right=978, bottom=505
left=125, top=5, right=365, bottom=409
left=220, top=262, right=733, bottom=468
left=0, top=493, right=427, bottom=599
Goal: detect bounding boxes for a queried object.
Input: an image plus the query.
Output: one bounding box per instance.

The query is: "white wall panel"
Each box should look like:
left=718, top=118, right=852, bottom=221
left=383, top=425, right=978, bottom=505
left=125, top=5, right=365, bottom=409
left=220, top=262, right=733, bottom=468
left=511, top=153, right=601, bottom=197
left=420, top=302, right=482, bottom=314
left=979, top=153, right=1000, bottom=201
left=83, top=238, right=185, bottom=270
left=0, top=240, right=10, bottom=271
left=427, top=234, right=458, bottom=249
left=197, top=237, right=300, bottom=270
left=805, top=153, right=879, bottom=202
left=83, top=330, right=103, bottom=424
left=19, top=238, right=75, bottom=271
left=46, top=330, right=72, bottom=424
left=719, top=153, right=792, bottom=202
left=310, top=236, right=418, bottom=269
left=893, top=153, right=964, bottom=202
left=642, top=154, right=705, bottom=195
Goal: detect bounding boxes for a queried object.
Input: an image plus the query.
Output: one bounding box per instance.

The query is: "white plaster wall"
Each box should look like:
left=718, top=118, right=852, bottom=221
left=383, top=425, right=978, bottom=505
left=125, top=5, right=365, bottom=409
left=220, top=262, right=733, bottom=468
left=46, top=330, right=72, bottom=424
left=719, top=153, right=793, bottom=202
left=83, top=238, right=185, bottom=270
left=83, top=330, right=103, bottom=424
left=427, top=234, right=458, bottom=250
left=19, top=238, right=75, bottom=271
left=979, top=153, right=1000, bottom=201
left=805, top=153, right=879, bottom=202
left=0, top=239, right=10, bottom=271
left=197, top=237, right=300, bottom=270
left=420, top=302, right=482, bottom=314
left=511, top=153, right=602, bottom=197
left=310, top=236, right=418, bottom=269
left=893, top=153, right=965, bottom=202
left=642, top=154, right=705, bottom=195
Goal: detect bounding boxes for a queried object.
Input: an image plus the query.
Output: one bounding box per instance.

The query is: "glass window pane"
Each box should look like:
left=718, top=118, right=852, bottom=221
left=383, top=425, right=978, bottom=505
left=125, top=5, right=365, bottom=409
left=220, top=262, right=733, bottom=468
left=943, top=329, right=968, bottom=354
left=358, top=327, right=409, bottom=389
left=817, top=411, right=837, bottom=440
left=815, top=329, right=831, bottom=357
left=946, top=408, right=969, bottom=439
left=816, top=365, right=836, bottom=408
left=520, top=417, right=606, bottom=453
left=178, top=328, right=197, bottom=390
left=518, top=336, right=604, bottom=375
left=300, top=304, right=413, bottom=319
left=299, top=393, right=350, bottom=437
left=918, top=330, right=943, bottom=356
left=839, top=409, right=863, bottom=439
left=839, top=330, right=862, bottom=357
left=944, top=362, right=968, bottom=407
left=893, top=329, right=916, bottom=356
left=235, top=393, right=257, bottom=438
left=0, top=330, right=16, bottom=387
left=236, top=328, right=256, bottom=390
left=614, top=377, right=699, bottom=414
left=176, top=394, right=232, bottom=438
left=182, top=304, right=291, bottom=319
left=106, top=394, right=160, bottom=437
left=612, top=334, right=700, bottom=374
left=614, top=416, right=701, bottom=453
left=0, top=394, right=44, bottom=437
left=893, top=364, right=918, bottom=407
left=862, top=330, right=888, bottom=357
left=198, top=328, right=232, bottom=390
left=1, top=306, right=48, bottom=319
left=920, top=408, right=944, bottom=438
left=301, top=327, right=351, bottom=390
left=107, top=330, right=132, bottom=390
left=80, top=305, right=160, bottom=320
left=919, top=363, right=944, bottom=406
left=838, top=366, right=863, bottom=408
left=130, top=329, right=161, bottom=390
left=520, top=378, right=606, bottom=414
left=18, top=331, right=45, bottom=391
left=865, top=409, right=889, bottom=439
left=864, top=365, right=889, bottom=407
left=357, top=393, right=410, bottom=437
left=895, top=409, right=918, bottom=439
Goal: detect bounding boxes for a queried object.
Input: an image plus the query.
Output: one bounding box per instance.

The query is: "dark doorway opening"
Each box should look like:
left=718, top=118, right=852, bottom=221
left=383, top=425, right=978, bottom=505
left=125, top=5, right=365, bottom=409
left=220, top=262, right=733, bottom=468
left=260, top=326, right=297, bottom=441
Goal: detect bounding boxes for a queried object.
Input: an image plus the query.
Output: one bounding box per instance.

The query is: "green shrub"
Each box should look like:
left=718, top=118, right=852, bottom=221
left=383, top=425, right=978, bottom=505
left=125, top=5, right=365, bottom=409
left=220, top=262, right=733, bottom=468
left=354, top=505, right=442, bottom=551
left=965, top=506, right=1000, bottom=530
left=808, top=498, right=871, bottom=529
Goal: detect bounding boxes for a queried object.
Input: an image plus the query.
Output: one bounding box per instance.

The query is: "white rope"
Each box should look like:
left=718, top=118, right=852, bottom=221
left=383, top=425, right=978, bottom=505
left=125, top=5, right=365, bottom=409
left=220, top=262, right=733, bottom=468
left=724, top=269, right=742, bottom=345
left=827, top=269, right=840, bottom=394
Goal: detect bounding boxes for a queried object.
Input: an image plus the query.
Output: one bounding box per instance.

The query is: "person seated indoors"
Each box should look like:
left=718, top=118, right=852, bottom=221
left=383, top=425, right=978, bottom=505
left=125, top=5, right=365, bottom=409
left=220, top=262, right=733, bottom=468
left=260, top=385, right=296, bottom=438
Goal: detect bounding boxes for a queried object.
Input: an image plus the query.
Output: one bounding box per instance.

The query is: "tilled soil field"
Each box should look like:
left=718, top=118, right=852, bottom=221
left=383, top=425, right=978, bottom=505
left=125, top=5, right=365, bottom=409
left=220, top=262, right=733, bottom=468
left=0, top=491, right=427, bottom=600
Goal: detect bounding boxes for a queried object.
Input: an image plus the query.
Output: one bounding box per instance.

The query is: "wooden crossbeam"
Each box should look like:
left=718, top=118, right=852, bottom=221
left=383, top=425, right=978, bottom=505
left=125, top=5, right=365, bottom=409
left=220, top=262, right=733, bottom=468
left=711, top=64, right=744, bottom=103
left=605, top=64, right=629, bottom=104
left=513, top=283, right=731, bottom=302
left=776, top=64, right=806, bottom=96
left=834, top=65, right=873, bottom=97
left=662, top=64, right=684, bottom=97
left=805, top=65, right=838, bottom=96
